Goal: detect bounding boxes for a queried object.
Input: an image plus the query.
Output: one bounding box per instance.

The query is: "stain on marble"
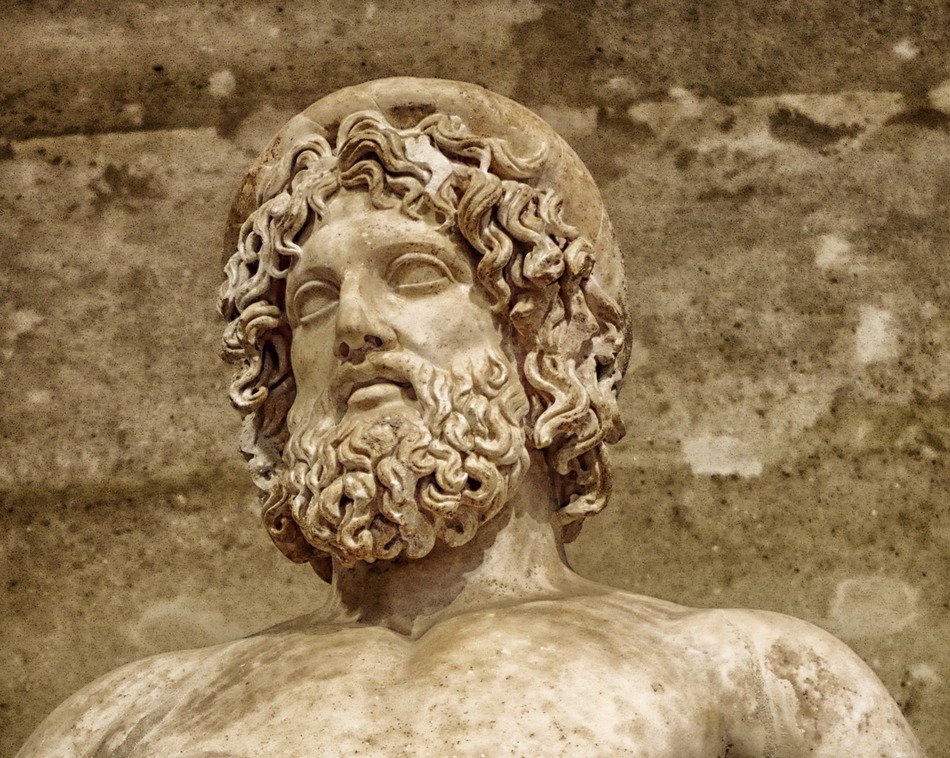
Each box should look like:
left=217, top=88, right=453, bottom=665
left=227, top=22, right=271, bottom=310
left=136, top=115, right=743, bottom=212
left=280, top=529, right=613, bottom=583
left=855, top=306, right=900, bottom=365
left=829, top=576, right=920, bottom=639
left=813, top=233, right=855, bottom=270
left=930, top=79, right=950, bottom=114
left=208, top=69, right=237, bottom=100
left=892, top=39, right=922, bottom=61
left=120, top=103, right=145, bottom=128
left=682, top=435, right=763, bottom=478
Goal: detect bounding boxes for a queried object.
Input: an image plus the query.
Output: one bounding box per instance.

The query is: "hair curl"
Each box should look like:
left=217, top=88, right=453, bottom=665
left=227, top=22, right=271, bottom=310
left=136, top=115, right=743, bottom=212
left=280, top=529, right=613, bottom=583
left=220, top=110, right=627, bottom=566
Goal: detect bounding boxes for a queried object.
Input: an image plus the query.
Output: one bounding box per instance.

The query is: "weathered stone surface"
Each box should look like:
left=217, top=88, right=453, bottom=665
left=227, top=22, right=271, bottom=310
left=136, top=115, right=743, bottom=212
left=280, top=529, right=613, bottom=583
left=1, top=3, right=947, bottom=756
left=2, top=2, right=947, bottom=141
left=0, top=129, right=244, bottom=489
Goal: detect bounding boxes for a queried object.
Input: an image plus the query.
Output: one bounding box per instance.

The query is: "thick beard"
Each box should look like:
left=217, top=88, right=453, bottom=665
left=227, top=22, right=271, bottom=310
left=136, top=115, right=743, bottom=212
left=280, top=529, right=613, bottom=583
left=279, top=348, right=530, bottom=566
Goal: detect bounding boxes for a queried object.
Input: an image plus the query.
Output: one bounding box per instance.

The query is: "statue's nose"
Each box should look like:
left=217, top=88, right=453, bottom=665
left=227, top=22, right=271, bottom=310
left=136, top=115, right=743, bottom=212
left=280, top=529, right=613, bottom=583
left=334, top=277, right=395, bottom=362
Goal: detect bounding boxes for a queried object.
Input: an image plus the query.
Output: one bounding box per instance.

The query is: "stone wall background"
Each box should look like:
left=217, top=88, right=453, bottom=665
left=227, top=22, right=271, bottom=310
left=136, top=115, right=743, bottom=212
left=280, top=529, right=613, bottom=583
left=0, top=1, right=947, bottom=755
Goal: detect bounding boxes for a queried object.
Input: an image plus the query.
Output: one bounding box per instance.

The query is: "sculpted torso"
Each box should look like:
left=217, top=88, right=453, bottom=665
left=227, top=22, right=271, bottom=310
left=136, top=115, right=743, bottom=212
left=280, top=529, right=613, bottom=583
left=21, top=586, right=917, bottom=757
left=19, top=79, right=922, bottom=756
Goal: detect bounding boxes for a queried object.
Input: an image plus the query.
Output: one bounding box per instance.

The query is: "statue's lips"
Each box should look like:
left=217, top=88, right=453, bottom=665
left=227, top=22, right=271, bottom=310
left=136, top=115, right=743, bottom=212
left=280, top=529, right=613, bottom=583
left=332, top=357, right=420, bottom=411
left=345, top=378, right=416, bottom=410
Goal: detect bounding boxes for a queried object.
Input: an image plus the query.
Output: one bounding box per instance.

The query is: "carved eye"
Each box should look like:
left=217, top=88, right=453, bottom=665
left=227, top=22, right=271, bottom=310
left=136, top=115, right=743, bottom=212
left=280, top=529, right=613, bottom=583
left=387, top=252, right=456, bottom=295
left=292, top=279, right=338, bottom=325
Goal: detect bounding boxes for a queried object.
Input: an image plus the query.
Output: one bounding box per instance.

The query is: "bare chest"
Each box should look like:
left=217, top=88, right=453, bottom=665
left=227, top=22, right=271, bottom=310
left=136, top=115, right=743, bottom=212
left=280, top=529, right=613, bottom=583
left=125, top=621, right=726, bottom=756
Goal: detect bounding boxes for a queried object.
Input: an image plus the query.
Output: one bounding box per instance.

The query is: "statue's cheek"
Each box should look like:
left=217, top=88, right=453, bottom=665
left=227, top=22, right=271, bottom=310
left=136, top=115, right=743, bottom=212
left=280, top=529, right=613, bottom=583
left=289, top=320, right=337, bottom=396
left=388, top=285, right=503, bottom=362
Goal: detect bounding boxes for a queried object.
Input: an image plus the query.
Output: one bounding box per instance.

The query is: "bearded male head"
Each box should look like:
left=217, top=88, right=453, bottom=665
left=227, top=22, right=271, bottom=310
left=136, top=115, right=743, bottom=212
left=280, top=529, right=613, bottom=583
left=219, top=78, right=630, bottom=580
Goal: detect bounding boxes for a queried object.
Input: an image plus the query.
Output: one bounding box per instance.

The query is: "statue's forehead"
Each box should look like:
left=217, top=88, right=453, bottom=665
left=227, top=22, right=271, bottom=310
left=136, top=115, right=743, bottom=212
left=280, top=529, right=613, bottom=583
left=293, top=191, right=465, bottom=272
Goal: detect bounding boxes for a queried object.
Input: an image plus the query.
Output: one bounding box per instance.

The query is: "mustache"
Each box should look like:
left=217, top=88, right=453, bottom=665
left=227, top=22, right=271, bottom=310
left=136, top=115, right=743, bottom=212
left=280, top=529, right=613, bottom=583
left=330, top=351, right=426, bottom=407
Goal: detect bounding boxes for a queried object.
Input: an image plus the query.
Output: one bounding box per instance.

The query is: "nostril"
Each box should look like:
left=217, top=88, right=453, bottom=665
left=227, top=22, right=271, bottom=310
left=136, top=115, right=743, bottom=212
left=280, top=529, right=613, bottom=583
left=337, top=342, right=350, bottom=359
left=365, top=335, right=383, bottom=348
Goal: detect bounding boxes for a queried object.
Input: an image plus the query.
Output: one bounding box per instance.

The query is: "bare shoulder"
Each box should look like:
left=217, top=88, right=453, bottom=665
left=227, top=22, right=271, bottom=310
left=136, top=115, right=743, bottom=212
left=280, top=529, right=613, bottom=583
left=16, top=644, right=217, bottom=758
left=561, top=590, right=921, bottom=756
left=14, top=629, right=319, bottom=758
left=17, top=618, right=362, bottom=757
left=17, top=640, right=260, bottom=758
left=693, top=606, right=922, bottom=757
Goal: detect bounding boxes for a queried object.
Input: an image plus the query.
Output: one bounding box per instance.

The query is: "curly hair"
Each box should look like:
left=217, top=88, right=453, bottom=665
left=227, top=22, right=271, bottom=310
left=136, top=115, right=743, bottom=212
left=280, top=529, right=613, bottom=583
left=219, top=109, right=627, bottom=567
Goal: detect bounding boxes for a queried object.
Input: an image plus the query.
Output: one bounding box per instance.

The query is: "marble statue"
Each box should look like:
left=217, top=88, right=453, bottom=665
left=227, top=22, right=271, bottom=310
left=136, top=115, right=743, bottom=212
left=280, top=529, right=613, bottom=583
left=19, top=78, right=922, bottom=756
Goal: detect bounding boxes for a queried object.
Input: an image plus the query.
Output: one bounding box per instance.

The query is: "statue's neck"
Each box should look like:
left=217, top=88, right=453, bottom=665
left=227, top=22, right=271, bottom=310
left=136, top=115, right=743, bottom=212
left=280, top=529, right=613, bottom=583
left=327, top=452, right=589, bottom=636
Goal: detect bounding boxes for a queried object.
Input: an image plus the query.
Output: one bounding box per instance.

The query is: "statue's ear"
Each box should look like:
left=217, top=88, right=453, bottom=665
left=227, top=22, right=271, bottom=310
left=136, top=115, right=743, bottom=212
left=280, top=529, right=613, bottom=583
left=310, top=554, right=333, bottom=583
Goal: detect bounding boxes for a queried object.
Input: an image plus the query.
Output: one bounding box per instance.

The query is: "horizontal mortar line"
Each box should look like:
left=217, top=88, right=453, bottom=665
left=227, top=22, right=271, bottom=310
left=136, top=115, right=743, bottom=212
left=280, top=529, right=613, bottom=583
left=0, top=468, right=252, bottom=508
